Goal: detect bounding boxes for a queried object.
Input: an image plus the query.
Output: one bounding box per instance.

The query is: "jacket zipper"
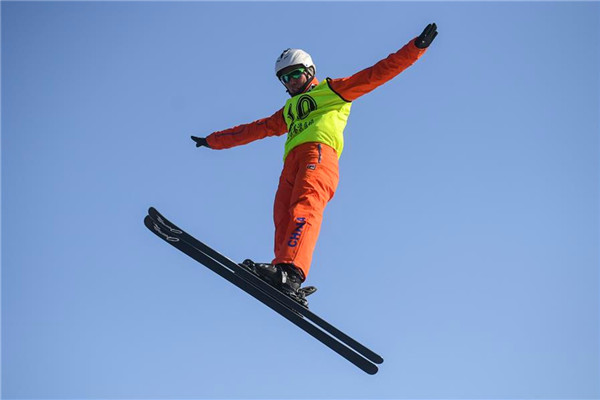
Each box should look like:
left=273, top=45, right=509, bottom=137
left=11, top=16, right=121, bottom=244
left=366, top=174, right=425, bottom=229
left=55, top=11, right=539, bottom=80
left=317, top=143, right=322, bottom=163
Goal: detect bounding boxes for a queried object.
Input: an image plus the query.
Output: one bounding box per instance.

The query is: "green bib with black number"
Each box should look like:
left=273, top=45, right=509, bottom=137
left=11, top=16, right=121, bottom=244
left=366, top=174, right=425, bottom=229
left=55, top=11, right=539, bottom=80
left=282, top=78, right=352, bottom=161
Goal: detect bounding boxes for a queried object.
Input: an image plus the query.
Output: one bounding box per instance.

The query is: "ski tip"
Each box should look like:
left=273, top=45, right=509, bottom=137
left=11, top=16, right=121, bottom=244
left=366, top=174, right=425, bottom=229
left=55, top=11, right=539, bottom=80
left=148, top=206, right=157, bottom=215
left=365, top=363, right=379, bottom=375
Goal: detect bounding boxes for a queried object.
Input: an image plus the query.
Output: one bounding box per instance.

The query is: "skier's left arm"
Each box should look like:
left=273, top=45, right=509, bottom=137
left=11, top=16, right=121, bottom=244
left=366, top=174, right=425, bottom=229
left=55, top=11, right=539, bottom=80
left=328, top=23, right=438, bottom=102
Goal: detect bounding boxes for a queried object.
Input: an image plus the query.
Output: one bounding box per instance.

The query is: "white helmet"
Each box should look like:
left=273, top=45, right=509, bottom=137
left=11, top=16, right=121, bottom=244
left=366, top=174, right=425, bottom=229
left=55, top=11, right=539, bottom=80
left=275, top=48, right=316, bottom=78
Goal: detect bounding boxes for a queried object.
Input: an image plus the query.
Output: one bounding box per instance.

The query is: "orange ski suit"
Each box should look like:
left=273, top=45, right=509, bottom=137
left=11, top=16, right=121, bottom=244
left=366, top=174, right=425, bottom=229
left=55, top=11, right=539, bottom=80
left=206, top=38, right=427, bottom=279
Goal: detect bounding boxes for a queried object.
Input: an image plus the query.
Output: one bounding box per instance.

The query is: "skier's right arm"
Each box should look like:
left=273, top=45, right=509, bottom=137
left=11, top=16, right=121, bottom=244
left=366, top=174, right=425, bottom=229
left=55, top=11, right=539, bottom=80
left=192, top=107, right=287, bottom=149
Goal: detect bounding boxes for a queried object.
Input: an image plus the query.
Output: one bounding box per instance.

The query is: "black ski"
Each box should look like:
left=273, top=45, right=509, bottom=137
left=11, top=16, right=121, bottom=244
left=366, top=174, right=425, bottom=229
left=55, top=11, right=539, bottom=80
left=147, top=207, right=384, bottom=365
left=143, top=210, right=382, bottom=374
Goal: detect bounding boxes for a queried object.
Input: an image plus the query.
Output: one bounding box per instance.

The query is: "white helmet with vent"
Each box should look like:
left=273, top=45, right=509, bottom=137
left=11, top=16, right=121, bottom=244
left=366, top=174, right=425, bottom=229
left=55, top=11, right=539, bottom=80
left=275, top=48, right=316, bottom=78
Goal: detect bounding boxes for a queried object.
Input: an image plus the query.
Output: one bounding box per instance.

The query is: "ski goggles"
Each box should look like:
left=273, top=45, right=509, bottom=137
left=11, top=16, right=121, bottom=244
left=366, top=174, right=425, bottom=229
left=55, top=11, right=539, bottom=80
left=280, top=67, right=306, bottom=83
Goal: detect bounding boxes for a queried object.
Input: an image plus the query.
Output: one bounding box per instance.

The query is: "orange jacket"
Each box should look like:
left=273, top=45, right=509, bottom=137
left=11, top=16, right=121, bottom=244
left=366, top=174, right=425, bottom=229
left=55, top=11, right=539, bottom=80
left=206, top=38, right=427, bottom=150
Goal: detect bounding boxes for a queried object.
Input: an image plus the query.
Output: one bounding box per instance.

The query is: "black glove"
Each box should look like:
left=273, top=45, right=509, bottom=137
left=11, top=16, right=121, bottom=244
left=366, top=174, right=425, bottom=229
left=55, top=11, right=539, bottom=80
left=191, top=136, right=209, bottom=148
left=415, top=23, right=438, bottom=49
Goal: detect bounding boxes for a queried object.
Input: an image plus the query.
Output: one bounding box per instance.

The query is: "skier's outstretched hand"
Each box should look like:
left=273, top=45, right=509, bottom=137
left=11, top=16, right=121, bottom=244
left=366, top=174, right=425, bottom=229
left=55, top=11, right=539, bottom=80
left=191, top=136, right=210, bottom=148
left=415, top=23, right=438, bottom=49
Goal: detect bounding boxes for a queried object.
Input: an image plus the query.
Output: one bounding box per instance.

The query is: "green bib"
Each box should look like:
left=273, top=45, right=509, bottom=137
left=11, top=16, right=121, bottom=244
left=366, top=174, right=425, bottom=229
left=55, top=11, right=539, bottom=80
left=282, top=78, right=352, bottom=161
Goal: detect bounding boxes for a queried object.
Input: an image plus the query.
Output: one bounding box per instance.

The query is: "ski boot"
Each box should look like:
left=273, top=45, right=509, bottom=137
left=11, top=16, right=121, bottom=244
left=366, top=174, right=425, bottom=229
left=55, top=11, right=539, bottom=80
left=240, top=260, right=317, bottom=308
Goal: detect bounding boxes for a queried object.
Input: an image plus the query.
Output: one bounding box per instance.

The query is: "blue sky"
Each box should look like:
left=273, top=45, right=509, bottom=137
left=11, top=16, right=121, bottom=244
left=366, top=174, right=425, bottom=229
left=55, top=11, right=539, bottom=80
left=2, top=1, right=598, bottom=398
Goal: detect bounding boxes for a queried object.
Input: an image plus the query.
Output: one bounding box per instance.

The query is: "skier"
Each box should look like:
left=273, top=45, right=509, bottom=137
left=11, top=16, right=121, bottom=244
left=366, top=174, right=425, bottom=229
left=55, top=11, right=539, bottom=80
left=191, top=23, right=438, bottom=303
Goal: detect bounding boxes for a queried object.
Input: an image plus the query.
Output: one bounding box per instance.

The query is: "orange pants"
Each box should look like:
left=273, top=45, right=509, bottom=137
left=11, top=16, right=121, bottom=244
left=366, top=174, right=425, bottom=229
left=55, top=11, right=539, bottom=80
left=272, top=142, right=339, bottom=279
